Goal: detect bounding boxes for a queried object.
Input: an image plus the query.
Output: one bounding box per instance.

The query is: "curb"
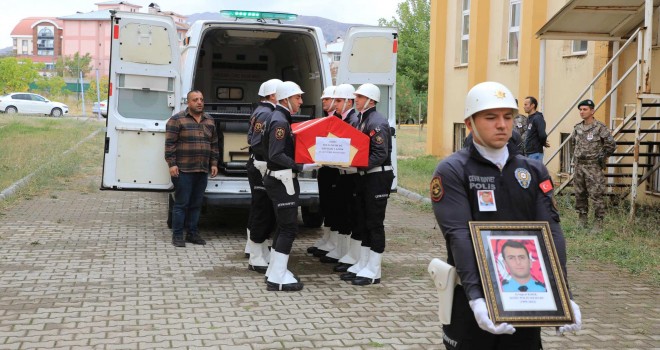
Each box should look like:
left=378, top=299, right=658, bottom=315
left=397, top=186, right=432, bottom=204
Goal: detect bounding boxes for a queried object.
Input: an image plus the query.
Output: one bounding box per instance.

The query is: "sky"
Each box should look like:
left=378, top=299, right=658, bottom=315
left=1, top=0, right=402, bottom=48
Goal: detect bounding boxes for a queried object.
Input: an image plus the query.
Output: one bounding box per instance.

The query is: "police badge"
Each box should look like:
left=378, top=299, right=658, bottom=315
left=275, top=127, right=285, bottom=140
left=514, top=168, right=531, bottom=189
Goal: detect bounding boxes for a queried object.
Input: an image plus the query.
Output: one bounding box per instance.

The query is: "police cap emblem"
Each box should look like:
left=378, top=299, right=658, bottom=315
left=430, top=176, right=444, bottom=202
left=275, top=127, right=285, bottom=140
left=515, top=168, right=531, bottom=189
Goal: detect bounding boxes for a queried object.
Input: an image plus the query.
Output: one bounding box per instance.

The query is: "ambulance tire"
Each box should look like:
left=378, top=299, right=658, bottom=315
left=301, top=206, right=323, bottom=228
left=167, top=193, right=174, bottom=229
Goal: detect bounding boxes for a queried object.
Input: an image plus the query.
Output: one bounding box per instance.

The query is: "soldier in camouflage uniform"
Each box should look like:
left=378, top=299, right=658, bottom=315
left=513, top=99, right=528, bottom=155
left=571, top=99, right=616, bottom=231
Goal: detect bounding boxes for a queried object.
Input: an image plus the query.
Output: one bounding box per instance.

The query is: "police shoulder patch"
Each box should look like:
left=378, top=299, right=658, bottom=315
left=374, top=135, right=384, bottom=144
left=430, top=176, right=444, bottom=202
left=539, top=179, right=553, bottom=194
left=275, top=127, right=285, bottom=140
left=254, top=122, right=263, bottom=133
left=514, top=168, right=531, bottom=189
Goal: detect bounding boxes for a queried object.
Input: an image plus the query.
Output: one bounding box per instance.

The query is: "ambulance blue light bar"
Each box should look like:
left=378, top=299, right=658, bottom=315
left=220, top=10, right=297, bottom=21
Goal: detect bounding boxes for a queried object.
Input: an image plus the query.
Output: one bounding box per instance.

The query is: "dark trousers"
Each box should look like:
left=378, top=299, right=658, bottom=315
left=246, top=159, right=275, bottom=243
left=335, top=173, right=358, bottom=235
left=442, top=286, right=542, bottom=350
left=318, top=167, right=340, bottom=228
left=264, top=175, right=300, bottom=255
left=171, top=172, right=207, bottom=238
left=356, top=170, right=394, bottom=253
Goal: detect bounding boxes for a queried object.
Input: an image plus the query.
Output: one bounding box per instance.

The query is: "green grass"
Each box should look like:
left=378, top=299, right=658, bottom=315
left=0, top=115, right=102, bottom=191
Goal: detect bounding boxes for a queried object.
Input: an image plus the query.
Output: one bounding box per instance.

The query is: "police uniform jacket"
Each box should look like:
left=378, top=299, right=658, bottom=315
left=571, top=120, right=616, bottom=162
left=357, top=107, right=392, bottom=169
left=334, top=109, right=359, bottom=128
left=248, top=102, right=276, bottom=160
left=431, top=139, right=568, bottom=301
left=265, top=105, right=303, bottom=172
left=502, top=277, right=547, bottom=293
left=524, top=111, right=547, bottom=154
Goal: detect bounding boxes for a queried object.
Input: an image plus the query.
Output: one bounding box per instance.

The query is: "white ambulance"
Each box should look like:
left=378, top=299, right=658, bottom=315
left=101, top=10, right=398, bottom=227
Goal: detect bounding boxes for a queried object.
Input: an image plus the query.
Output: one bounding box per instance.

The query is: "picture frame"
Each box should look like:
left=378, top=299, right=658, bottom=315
left=468, top=221, right=574, bottom=327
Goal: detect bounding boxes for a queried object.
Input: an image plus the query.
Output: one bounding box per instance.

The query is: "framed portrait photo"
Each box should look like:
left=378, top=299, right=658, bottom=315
left=468, top=221, right=574, bottom=327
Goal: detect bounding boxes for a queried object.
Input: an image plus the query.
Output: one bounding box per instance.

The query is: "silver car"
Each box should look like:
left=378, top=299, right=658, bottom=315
left=92, top=99, right=108, bottom=117
left=0, top=92, right=69, bottom=117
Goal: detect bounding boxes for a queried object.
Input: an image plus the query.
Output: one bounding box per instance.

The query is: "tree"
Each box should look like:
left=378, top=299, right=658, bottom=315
left=86, top=75, right=110, bottom=102
left=0, top=57, right=42, bottom=95
left=55, top=52, right=93, bottom=78
left=33, top=75, right=67, bottom=98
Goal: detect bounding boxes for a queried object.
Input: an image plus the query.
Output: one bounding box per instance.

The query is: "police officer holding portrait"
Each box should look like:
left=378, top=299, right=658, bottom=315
left=244, top=78, right=281, bottom=272
left=571, top=99, right=616, bottom=231
left=431, top=82, right=581, bottom=349
left=339, top=83, right=394, bottom=286
left=262, top=81, right=319, bottom=292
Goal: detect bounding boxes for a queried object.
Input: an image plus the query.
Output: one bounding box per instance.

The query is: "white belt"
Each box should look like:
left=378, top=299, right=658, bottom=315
left=359, top=165, right=392, bottom=176
left=266, top=169, right=297, bottom=178
left=339, top=168, right=358, bottom=175
left=266, top=169, right=296, bottom=195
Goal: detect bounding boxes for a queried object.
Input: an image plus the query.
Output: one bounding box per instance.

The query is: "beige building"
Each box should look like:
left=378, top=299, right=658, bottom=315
left=427, top=0, right=660, bottom=206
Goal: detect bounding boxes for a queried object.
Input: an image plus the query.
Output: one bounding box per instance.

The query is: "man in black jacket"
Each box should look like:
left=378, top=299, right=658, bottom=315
left=523, top=96, right=548, bottom=161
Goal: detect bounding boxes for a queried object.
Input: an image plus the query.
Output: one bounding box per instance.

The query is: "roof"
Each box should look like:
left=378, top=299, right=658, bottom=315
left=537, top=0, right=660, bottom=41
left=94, top=0, right=141, bottom=8
left=11, top=17, right=63, bottom=36
left=57, top=10, right=113, bottom=21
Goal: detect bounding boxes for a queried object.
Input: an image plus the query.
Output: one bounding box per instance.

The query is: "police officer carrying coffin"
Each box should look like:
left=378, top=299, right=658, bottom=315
left=262, top=81, right=319, bottom=291
left=322, top=84, right=361, bottom=267
left=339, top=83, right=394, bottom=286
left=431, top=82, right=581, bottom=349
left=308, top=86, right=340, bottom=259
left=245, top=78, right=281, bottom=272
left=571, top=99, right=616, bottom=232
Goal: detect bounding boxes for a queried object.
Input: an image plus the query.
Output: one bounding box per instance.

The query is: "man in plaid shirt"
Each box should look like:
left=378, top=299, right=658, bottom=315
left=165, top=90, right=219, bottom=247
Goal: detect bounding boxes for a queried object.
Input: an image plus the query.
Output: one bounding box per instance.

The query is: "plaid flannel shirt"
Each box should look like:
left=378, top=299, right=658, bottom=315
left=165, top=108, right=219, bottom=173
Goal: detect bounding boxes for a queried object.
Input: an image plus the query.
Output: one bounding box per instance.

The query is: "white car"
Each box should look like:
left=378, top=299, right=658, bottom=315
left=92, top=99, right=108, bottom=117
left=0, top=92, right=69, bottom=117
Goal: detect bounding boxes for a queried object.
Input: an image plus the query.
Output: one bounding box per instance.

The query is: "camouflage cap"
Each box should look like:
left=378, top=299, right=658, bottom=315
left=577, top=99, right=595, bottom=109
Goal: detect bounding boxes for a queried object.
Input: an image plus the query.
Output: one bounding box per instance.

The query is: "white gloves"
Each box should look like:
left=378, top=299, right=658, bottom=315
left=469, top=298, right=516, bottom=335
left=302, top=163, right=321, bottom=172
left=557, top=300, right=582, bottom=335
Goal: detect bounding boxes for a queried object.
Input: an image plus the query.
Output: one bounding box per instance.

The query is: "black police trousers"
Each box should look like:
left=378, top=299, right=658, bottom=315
left=355, top=170, right=394, bottom=254
left=442, top=285, right=542, bottom=350
left=246, top=158, right=275, bottom=244
left=263, top=174, right=300, bottom=255
left=318, top=167, right=340, bottom=229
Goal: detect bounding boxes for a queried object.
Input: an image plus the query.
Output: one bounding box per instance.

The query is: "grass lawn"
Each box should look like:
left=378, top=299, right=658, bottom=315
left=395, top=124, right=440, bottom=196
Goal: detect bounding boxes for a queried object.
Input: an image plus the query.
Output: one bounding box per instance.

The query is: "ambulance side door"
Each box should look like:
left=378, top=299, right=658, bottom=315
left=335, top=26, right=399, bottom=190
left=102, top=11, right=181, bottom=191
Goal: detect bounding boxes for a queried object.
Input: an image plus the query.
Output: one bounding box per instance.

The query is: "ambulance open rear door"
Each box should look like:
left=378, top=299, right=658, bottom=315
left=101, top=11, right=181, bottom=191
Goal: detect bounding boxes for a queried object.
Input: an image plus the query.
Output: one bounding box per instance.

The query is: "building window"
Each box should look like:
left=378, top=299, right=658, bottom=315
left=332, top=53, right=341, bottom=62
left=572, top=40, right=588, bottom=54
left=460, top=0, right=470, bottom=65
left=37, top=27, right=54, bottom=39
left=453, top=123, right=467, bottom=152
left=560, top=133, right=574, bottom=173
left=22, top=40, right=28, bottom=53
left=508, top=0, right=521, bottom=60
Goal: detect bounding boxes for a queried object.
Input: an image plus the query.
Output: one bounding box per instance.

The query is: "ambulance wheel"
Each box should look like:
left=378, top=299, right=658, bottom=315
left=301, top=206, right=323, bottom=228
left=167, top=193, right=174, bottom=229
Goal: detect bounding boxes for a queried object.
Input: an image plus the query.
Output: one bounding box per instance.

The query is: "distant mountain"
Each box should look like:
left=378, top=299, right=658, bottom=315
left=186, top=12, right=367, bottom=44
left=0, top=46, right=12, bottom=56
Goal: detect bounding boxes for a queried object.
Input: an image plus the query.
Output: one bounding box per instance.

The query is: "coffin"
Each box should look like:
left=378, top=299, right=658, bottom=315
left=291, top=116, right=369, bottom=167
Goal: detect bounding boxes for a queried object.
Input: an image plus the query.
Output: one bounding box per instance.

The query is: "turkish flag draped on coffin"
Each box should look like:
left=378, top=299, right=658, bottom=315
left=291, top=117, right=369, bottom=167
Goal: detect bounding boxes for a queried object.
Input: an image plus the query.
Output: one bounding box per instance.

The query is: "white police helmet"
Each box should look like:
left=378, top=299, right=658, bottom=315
left=333, top=84, right=356, bottom=99
left=259, top=79, right=282, bottom=97
left=321, top=86, right=336, bottom=99
left=464, top=82, right=518, bottom=119
left=354, top=83, right=380, bottom=102
left=275, top=81, right=304, bottom=101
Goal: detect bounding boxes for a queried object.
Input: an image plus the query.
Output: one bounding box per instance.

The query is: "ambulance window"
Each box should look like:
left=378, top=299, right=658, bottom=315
left=116, top=74, right=174, bottom=120
left=119, top=23, right=173, bottom=65
left=347, top=36, right=394, bottom=74
left=216, top=87, right=244, bottom=100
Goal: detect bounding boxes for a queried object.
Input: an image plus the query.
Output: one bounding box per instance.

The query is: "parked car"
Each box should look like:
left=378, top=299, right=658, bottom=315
left=0, top=93, right=69, bottom=117
left=92, top=100, right=108, bottom=117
